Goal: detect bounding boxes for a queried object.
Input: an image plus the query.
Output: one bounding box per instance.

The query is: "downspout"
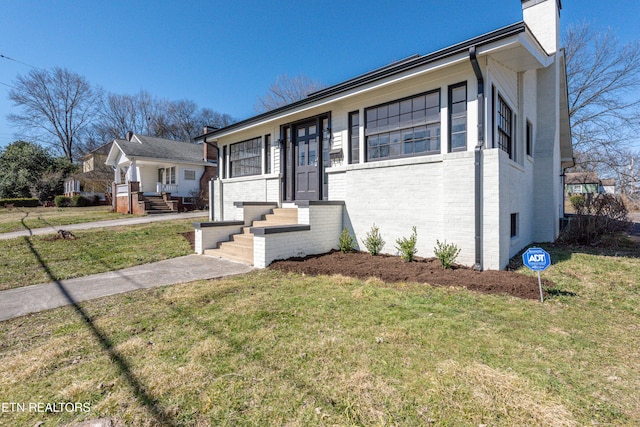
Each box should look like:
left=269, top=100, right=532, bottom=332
left=469, top=46, right=484, bottom=271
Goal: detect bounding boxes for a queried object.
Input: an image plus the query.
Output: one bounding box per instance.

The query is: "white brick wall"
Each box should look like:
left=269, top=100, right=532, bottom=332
left=217, top=177, right=280, bottom=221
left=329, top=153, right=491, bottom=268
left=254, top=203, right=344, bottom=268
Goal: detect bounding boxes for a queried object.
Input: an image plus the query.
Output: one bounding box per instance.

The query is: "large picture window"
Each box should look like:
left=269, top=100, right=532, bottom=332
left=497, top=95, right=514, bottom=159
left=365, top=90, right=440, bottom=161
left=449, top=82, right=467, bottom=152
left=230, top=137, right=261, bottom=177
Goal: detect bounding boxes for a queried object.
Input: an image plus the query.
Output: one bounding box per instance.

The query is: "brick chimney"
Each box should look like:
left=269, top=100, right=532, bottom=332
left=521, top=0, right=561, bottom=55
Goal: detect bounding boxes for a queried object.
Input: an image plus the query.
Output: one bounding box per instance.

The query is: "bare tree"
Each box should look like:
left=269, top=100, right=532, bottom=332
left=255, top=74, right=325, bottom=113
left=92, top=91, right=236, bottom=146
left=565, top=23, right=640, bottom=176
left=8, top=67, right=102, bottom=161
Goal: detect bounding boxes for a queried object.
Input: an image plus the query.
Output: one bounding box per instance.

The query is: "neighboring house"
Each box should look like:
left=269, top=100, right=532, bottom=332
left=194, top=0, right=573, bottom=270
left=105, top=132, right=217, bottom=214
left=64, top=142, right=113, bottom=202
left=564, top=172, right=600, bottom=195
left=600, top=178, right=615, bottom=194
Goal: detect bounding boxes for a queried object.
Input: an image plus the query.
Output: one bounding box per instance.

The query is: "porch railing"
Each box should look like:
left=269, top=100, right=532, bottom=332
left=157, top=182, right=178, bottom=194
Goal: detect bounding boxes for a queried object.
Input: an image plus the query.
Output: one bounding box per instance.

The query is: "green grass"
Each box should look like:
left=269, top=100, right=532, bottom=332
left=0, top=205, right=135, bottom=234
left=0, top=244, right=638, bottom=426
left=0, top=219, right=198, bottom=291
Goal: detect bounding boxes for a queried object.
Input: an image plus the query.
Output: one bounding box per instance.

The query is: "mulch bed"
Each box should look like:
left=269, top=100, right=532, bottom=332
left=269, top=250, right=553, bottom=300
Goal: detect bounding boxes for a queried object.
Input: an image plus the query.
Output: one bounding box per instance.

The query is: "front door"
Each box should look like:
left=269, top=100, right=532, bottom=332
left=294, top=120, right=319, bottom=200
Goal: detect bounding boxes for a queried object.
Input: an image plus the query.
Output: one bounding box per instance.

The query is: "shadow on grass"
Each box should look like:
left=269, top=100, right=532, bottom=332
left=21, top=230, right=178, bottom=426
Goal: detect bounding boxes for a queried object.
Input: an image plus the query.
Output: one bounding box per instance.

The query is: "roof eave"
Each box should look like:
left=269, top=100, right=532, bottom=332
left=195, top=21, right=528, bottom=141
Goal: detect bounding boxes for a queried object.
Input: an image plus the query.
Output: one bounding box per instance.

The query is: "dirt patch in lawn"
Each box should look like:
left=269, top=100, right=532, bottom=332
left=269, top=250, right=553, bottom=300
left=181, top=231, right=195, bottom=250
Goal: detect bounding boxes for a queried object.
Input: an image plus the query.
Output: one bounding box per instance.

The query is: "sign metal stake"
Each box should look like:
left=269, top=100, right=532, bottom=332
left=537, top=271, right=543, bottom=303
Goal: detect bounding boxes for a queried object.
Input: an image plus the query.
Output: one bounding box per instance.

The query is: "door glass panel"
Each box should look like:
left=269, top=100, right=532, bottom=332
left=308, top=138, right=317, bottom=165
left=299, top=145, right=305, bottom=166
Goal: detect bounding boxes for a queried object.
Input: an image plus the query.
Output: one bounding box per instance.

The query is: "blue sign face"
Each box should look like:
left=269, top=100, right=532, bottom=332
left=522, top=247, right=551, bottom=271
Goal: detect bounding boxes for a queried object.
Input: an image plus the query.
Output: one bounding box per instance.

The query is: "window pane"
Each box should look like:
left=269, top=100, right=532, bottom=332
left=451, top=133, right=466, bottom=150
left=388, top=102, right=399, bottom=117
left=378, top=105, right=388, bottom=120
left=426, top=105, right=439, bottom=122
left=400, top=99, right=412, bottom=114
left=413, top=95, right=425, bottom=110
left=451, top=102, right=466, bottom=115
left=309, top=125, right=317, bottom=135
left=388, top=114, right=399, bottom=129
left=400, top=112, right=412, bottom=127
left=298, top=128, right=306, bottom=138
left=412, top=108, right=426, bottom=124
left=452, top=86, right=466, bottom=103
left=451, top=116, right=466, bottom=133
left=426, top=92, right=439, bottom=108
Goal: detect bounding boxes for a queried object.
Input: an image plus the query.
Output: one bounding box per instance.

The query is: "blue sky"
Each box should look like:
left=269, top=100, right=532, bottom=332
left=1, top=0, right=639, bottom=152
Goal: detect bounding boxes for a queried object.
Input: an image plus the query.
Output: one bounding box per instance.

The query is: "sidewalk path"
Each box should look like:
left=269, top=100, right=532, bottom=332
left=0, top=211, right=208, bottom=240
left=0, top=255, right=253, bottom=322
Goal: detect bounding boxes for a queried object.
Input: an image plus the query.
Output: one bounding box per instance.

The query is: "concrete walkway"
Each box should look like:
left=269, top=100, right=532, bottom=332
left=0, top=255, right=253, bottom=322
left=0, top=211, right=208, bottom=240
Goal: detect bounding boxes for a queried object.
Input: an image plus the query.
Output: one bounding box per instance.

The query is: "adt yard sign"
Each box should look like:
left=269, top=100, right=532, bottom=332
left=523, top=247, right=551, bottom=271
left=523, top=247, right=551, bottom=302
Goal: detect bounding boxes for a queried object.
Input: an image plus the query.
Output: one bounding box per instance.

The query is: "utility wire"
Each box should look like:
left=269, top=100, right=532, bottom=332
left=0, top=53, right=39, bottom=69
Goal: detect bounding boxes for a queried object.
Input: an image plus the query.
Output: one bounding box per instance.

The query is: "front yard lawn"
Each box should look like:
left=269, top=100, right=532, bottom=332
left=0, top=205, right=134, bottom=234
left=0, top=243, right=638, bottom=426
left=0, top=219, right=197, bottom=291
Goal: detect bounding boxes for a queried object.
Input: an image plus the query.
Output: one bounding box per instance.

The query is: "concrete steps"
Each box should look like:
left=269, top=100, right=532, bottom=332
left=204, top=207, right=298, bottom=265
left=144, top=196, right=176, bottom=215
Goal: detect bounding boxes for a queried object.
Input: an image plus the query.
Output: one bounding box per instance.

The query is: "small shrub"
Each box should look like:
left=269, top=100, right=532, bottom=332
left=339, top=228, right=356, bottom=253
left=395, top=226, right=418, bottom=262
left=560, top=193, right=631, bottom=245
left=434, top=239, right=461, bottom=269
left=570, top=194, right=585, bottom=210
left=363, top=223, right=385, bottom=256
left=72, top=194, right=89, bottom=207
left=54, top=195, right=72, bottom=207
left=0, top=198, right=40, bottom=208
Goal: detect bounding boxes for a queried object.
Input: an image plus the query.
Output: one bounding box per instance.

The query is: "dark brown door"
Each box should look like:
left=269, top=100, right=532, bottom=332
left=294, top=120, right=319, bottom=200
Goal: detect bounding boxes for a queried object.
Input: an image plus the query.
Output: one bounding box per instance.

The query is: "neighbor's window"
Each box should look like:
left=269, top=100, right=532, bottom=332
left=158, top=167, right=176, bottom=184
left=449, top=82, right=467, bottom=152
left=510, top=212, right=519, bottom=238
left=184, top=169, right=196, bottom=180
left=365, top=90, right=440, bottom=161
left=349, top=111, right=360, bottom=164
left=229, top=137, right=261, bottom=177
left=497, top=95, right=513, bottom=159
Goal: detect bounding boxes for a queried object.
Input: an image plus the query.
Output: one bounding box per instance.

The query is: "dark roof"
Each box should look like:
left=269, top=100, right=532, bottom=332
left=600, top=178, right=615, bottom=186
left=197, top=21, right=527, bottom=140
left=565, top=172, right=599, bottom=184
left=115, top=135, right=204, bottom=163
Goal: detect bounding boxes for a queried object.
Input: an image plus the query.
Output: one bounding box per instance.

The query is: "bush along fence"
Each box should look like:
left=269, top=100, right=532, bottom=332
left=0, top=198, right=40, bottom=208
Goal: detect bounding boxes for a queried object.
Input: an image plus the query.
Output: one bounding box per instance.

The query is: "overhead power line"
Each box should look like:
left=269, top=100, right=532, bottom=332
left=0, top=53, right=39, bottom=69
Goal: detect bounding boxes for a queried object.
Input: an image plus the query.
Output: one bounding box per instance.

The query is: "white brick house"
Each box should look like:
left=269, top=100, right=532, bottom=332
left=194, top=0, right=573, bottom=270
